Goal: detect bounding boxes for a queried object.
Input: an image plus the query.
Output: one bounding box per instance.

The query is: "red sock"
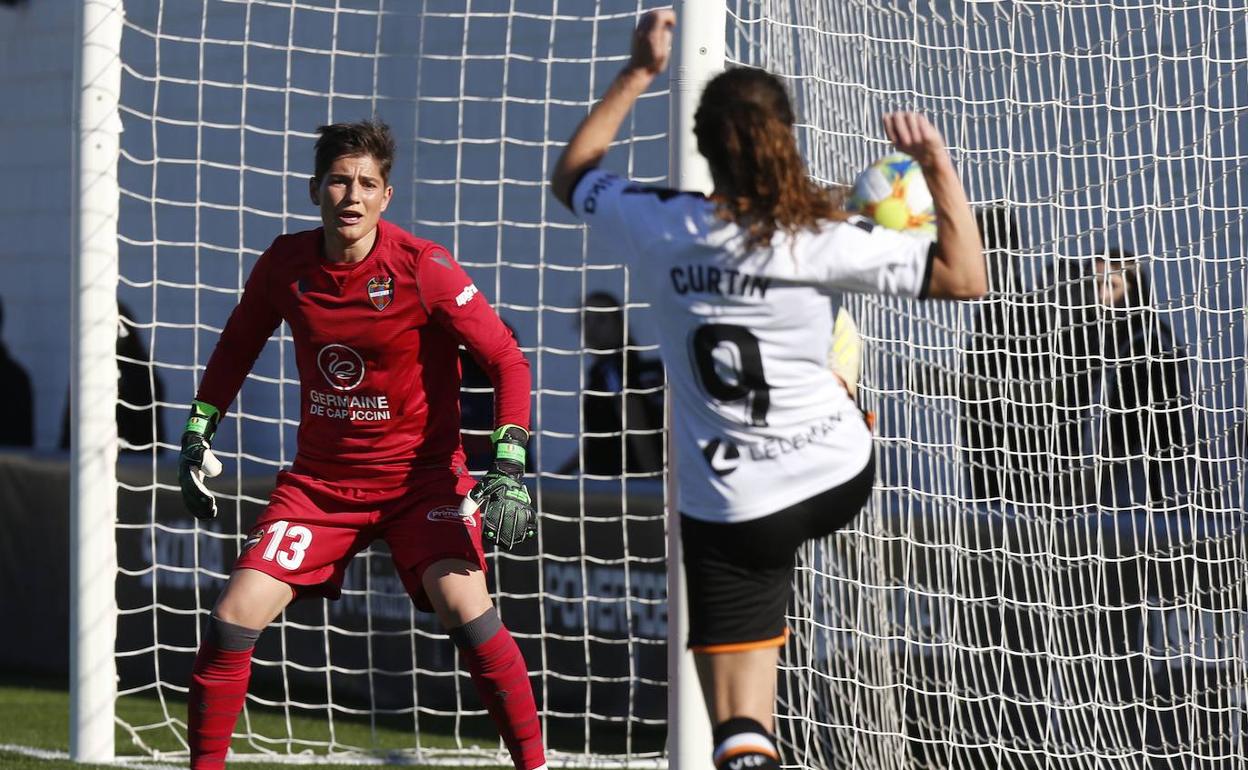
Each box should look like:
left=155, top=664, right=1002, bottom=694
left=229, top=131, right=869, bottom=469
left=458, top=624, right=545, bottom=769
left=187, top=641, right=253, bottom=769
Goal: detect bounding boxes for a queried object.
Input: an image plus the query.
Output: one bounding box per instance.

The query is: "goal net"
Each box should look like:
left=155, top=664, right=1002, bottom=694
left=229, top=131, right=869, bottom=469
left=113, top=0, right=670, bottom=765
left=98, top=0, right=1248, bottom=767
left=727, top=1, right=1248, bottom=768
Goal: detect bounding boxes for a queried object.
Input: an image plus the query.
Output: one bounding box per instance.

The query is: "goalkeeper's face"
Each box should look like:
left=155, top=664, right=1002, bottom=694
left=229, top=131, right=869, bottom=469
left=311, top=153, right=394, bottom=250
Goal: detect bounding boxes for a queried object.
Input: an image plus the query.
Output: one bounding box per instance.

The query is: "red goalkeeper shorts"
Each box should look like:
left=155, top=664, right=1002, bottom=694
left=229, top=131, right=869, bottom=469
left=233, top=465, right=480, bottom=611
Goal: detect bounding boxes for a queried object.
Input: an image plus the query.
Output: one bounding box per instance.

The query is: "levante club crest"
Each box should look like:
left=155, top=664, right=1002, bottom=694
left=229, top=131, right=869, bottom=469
left=367, top=275, right=394, bottom=310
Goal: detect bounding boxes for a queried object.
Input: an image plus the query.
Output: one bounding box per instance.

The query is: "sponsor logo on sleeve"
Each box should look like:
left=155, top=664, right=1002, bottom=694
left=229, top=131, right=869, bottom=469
left=581, top=173, right=619, bottom=214
left=428, top=505, right=476, bottom=527
left=367, top=275, right=394, bottom=310
left=316, top=344, right=365, bottom=391
left=849, top=215, right=876, bottom=233
left=241, top=527, right=266, bottom=554
left=454, top=283, right=479, bottom=307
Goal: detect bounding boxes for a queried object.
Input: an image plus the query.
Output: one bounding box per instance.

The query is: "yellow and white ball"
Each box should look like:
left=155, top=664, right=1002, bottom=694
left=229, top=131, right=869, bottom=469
left=846, top=153, right=936, bottom=238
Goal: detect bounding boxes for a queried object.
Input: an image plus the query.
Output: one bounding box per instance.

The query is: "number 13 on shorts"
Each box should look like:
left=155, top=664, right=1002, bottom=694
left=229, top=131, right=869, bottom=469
left=253, top=520, right=313, bottom=570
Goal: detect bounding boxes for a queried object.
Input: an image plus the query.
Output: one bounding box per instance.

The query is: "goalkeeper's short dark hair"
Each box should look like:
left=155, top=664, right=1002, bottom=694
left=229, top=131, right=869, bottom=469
left=313, top=119, right=396, bottom=182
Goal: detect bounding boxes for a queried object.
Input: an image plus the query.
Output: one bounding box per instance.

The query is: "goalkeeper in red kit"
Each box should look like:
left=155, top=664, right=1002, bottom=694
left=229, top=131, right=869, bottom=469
left=177, top=120, right=546, bottom=769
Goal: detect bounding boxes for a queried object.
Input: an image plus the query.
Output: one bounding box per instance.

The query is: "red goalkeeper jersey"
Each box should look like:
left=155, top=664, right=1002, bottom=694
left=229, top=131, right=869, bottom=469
left=196, top=220, right=530, bottom=486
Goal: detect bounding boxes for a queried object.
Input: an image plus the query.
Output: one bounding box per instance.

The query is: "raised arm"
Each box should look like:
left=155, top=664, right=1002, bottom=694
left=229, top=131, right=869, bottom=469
left=883, top=113, right=987, bottom=300
left=550, top=10, right=675, bottom=208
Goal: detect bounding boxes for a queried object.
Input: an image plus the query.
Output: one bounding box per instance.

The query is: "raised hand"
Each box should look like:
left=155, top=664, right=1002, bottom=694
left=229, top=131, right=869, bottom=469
left=629, top=9, right=676, bottom=76
left=882, top=112, right=949, bottom=170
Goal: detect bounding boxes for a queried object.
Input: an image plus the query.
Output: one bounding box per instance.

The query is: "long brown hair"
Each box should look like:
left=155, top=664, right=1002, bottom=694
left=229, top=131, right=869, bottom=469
left=694, top=67, right=845, bottom=251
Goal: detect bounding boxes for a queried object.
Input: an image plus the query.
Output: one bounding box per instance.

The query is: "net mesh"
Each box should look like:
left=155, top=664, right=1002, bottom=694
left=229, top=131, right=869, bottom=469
left=111, top=0, right=1248, bottom=767
left=115, top=0, right=670, bottom=764
left=727, top=1, right=1248, bottom=768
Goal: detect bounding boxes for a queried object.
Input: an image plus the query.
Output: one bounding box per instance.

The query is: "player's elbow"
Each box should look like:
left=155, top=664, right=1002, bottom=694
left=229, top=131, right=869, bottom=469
left=550, top=169, right=573, bottom=210
left=496, top=344, right=532, bottom=387
left=552, top=140, right=606, bottom=210
left=551, top=158, right=594, bottom=211
left=968, top=256, right=989, bottom=297
left=926, top=248, right=988, bottom=300
left=954, top=270, right=988, bottom=299
left=944, top=276, right=988, bottom=300
left=512, top=348, right=533, bottom=381
left=550, top=146, right=584, bottom=210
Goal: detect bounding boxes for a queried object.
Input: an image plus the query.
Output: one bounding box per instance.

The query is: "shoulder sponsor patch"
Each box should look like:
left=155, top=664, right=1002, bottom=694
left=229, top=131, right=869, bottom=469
left=849, top=215, right=876, bottom=233
left=454, top=283, right=479, bottom=307
left=428, top=504, right=476, bottom=527
left=241, top=526, right=266, bottom=554
left=580, top=172, right=620, bottom=214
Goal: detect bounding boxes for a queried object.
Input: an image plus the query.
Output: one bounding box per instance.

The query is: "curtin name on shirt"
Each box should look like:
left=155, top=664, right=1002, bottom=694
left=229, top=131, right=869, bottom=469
left=308, top=389, right=392, bottom=421
left=670, top=265, right=771, bottom=298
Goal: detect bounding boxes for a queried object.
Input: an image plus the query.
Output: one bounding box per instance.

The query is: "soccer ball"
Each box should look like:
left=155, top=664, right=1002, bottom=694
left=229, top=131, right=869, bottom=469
left=846, top=153, right=936, bottom=239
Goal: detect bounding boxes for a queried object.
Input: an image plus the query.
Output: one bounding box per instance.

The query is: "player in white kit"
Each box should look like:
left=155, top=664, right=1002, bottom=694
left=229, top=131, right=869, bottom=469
left=552, top=11, right=987, bottom=769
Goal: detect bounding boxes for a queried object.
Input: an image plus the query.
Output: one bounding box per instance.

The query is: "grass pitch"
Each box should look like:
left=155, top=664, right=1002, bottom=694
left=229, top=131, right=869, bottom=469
left=0, top=675, right=661, bottom=769
left=0, top=675, right=500, bottom=769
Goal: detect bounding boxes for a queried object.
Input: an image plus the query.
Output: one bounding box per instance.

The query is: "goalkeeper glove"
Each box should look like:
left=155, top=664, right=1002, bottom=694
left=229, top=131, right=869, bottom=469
left=828, top=307, right=876, bottom=431
left=179, top=400, right=224, bottom=520
left=828, top=307, right=862, bottom=401
left=461, top=424, right=537, bottom=550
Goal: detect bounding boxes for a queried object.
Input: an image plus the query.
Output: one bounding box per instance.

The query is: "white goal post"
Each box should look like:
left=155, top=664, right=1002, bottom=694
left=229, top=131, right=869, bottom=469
left=69, top=1, right=1248, bottom=768
left=70, top=0, right=123, bottom=762
left=666, top=1, right=725, bottom=766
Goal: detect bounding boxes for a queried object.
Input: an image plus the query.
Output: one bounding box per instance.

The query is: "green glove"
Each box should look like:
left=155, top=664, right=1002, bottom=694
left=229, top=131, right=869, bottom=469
left=178, top=400, right=224, bottom=520
left=462, top=424, right=537, bottom=550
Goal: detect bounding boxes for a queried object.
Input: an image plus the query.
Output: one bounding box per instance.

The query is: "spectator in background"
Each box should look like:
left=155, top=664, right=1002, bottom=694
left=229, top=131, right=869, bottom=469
left=60, top=300, right=166, bottom=452
left=960, top=208, right=1018, bottom=501
left=960, top=209, right=1108, bottom=508
left=1093, top=250, right=1193, bottom=509
left=0, top=297, right=34, bottom=447
left=960, top=207, right=1077, bottom=504
left=559, top=291, right=664, bottom=476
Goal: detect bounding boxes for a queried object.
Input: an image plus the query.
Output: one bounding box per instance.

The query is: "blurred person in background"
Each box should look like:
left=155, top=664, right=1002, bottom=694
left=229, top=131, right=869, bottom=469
left=59, top=300, right=164, bottom=453
left=959, top=207, right=1021, bottom=502
left=959, top=210, right=1112, bottom=510
left=0, top=296, right=33, bottom=447
left=559, top=290, right=664, bottom=477
left=1093, top=249, right=1193, bottom=510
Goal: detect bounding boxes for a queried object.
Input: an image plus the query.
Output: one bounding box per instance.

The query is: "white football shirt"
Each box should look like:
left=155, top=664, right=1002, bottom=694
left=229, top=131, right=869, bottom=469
left=570, top=169, right=934, bottom=522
